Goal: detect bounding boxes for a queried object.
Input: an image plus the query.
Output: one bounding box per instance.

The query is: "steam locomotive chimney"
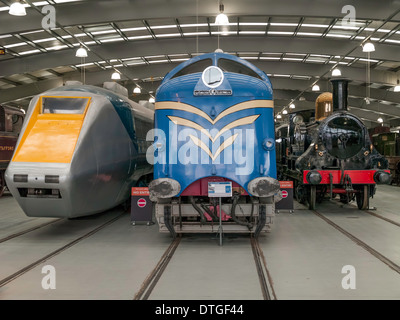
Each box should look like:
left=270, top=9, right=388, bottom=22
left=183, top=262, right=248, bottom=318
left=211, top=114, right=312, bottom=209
left=330, top=78, right=349, bottom=112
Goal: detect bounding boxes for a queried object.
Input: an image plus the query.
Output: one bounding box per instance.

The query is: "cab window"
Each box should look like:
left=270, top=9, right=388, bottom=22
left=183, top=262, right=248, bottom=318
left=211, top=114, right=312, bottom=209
left=218, top=58, right=262, bottom=80
left=42, top=97, right=90, bottom=114
left=171, top=59, right=213, bottom=79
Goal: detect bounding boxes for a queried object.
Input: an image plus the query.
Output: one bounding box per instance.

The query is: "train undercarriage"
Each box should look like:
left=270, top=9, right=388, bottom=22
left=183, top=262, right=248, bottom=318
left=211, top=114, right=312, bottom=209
left=278, top=165, right=389, bottom=210
left=154, top=196, right=275, bottom=238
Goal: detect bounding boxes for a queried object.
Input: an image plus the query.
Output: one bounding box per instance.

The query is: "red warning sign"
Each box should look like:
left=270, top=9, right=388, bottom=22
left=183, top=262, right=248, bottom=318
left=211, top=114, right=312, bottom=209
left=279, top=181, right=293, bottom=188
left=281, top=190, right=288, bottom=198
left=137, top=198, right=147, bottom=208
left=131, top=187, right=149, bottom=196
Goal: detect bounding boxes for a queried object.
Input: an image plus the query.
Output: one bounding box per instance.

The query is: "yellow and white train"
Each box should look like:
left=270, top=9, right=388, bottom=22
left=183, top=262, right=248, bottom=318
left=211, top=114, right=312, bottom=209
left=6, top=83, right=153, bottom=218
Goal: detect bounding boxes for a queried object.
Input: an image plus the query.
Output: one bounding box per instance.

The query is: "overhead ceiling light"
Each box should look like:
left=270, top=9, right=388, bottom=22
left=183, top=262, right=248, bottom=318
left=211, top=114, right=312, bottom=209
left=276, top=114, right=282, bottom=119
left=282, top=109, right=288, bottom=115
left=75, top=47, right=87, bottom=57
left=394, top=80, right=400, bottom=92
left=149, top=96, right=155, bottom=103
left=215, top=3, right=229, bottom=25
left=9, top=1, right=26, bottom=16
left=362, top=41, right=375, bottom=52
left=312, top=84, right=320, bottom=91
left=377, top=117, right=383, bottom=123
left=111, top=71, right=121, bottom=80
left=133, top=87, right=141, bottom=94
left=289, top=103, right=296, bottom=109
left=332, top=68, right=341, bottom=76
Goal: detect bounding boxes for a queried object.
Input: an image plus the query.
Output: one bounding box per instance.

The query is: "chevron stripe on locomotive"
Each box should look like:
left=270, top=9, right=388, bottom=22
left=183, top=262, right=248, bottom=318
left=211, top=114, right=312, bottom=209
left=149, top=52, right=281, bottom=237
left=275, top=78, right=391, bottom=210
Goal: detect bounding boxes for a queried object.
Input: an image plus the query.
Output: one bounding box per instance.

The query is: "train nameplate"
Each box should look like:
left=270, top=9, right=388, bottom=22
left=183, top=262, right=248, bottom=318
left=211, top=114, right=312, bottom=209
left=194, top=89, right=232, bottom=96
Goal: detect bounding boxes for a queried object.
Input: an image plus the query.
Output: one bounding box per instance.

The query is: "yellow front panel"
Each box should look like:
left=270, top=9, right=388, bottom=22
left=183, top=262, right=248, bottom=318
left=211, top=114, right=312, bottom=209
left=13, top=117, right=83, bottom=163
left=12, top=96, right=91, bottom=163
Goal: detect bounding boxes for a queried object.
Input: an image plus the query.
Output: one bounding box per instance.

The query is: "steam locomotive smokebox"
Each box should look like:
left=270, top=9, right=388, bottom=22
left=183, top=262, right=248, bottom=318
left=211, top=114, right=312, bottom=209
left=275, top=181, right=294, bottom=212
left=131, top=187, right=153, bottom=225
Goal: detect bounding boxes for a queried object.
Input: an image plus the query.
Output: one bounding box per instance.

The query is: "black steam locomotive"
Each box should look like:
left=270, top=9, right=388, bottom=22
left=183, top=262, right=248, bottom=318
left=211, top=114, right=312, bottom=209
left=276, top=79, right=391, bottom=210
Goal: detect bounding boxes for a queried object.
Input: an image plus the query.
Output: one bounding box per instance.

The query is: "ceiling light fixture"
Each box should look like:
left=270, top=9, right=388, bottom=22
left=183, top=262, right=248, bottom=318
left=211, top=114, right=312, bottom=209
left=133, top=87, right=141, bottom=94
left=362, top=41, right=375, bottom=52
left=332, top=68, right=342, bottom=76
left=9, top=1, right=26, bottom=16
left=282, top=109, right=288, bottom=115
left=111, top=71, right=121, bottom=80
left=312, top=84, right=320, bottom=91
left=75, top=47, right=87, bottom=57
left=149, top=96, right=155, bottom=103
left=215, top=2, right=229, bottom=25
left=289, top=103, right=296, bottom=109
left=377, top=117, right=383, bottom=123
left=276, top=114, right=282, bottom=119
left=394, top=80, right=400, bottom=92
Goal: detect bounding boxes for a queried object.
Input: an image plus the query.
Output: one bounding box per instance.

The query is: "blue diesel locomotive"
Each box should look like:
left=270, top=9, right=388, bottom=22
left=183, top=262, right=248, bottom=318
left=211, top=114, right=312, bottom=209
left=6, top=83, right=153, bottom=218
left=149, top=52, right=280, bottom=237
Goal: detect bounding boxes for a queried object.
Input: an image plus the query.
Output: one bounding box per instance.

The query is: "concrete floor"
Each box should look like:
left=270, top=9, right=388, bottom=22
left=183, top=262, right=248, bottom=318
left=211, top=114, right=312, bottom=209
left=0, top=185, right=400, bottom=300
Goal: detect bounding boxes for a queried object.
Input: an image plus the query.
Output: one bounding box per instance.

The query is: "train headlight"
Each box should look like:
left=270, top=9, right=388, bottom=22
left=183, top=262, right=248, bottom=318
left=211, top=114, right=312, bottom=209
left=373, top=171, right=391, bottom=185
left=247, top=177, right=280, bottom=198
left=262, top=138, right=275, bottom=151
left=306, top=171, right=322, bottom=185
left=149, top=178, right=181, bottom=200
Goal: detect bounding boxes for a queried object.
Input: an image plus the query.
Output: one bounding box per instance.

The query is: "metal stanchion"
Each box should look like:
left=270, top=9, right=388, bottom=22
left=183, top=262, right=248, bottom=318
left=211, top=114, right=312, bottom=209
left=218, top=197, right=223, bottom=246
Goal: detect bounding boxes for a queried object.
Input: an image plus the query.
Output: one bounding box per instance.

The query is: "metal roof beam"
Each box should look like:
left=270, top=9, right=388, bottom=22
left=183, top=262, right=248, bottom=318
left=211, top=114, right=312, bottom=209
left=1, top=0, right=398, bottom=35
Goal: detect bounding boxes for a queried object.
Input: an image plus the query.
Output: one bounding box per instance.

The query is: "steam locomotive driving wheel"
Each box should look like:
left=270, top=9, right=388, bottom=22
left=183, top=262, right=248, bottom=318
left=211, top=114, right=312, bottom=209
left=355, top=185, right=369, bottom=210
left=308, top=185, right=316, bottom=210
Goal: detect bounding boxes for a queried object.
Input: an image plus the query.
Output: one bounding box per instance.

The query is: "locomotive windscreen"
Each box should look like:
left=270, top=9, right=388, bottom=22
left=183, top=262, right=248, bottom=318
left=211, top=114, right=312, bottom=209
left=42, top=97, right=90, bottom=114
left=322, top=116, right=363, bottom=159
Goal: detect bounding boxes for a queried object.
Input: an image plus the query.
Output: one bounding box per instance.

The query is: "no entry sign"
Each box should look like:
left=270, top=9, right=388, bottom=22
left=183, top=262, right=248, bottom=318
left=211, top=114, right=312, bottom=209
left=137, top=198, right=147, bottom=208
left=275, top=181, right=294, bottom=211
left=131, top=187, right=153, bottom=225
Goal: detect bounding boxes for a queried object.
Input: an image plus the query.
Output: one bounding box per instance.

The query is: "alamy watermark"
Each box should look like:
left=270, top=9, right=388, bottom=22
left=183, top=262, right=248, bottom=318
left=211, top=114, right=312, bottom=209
left=341, top=265, right=356, bottom=290
left=41, top=5, right=56, bottom=30
left=146, top=126, right=257, bottom=176
left=41, top=265, right=56, bottom=290
left=341, top=5, right=356, bottom=27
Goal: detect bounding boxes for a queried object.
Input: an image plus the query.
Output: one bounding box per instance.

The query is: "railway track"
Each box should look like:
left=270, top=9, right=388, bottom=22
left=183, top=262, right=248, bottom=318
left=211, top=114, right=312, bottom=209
left=133, top=236, right=182, bottom=300
left=312, top=209, right=400, bottom=275
left=250, top=237, right=276, bottom=300
left=364, top=210, right=400, bottom=228
left=0, top=213, right=124, bottom=288
left=0, top=219, right=62, bottom=244
left=134, top=235, right=277, bottom=300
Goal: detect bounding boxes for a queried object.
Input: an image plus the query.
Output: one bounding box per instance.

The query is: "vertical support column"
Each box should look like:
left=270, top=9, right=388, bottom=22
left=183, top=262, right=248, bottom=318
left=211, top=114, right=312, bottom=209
left=218, top=197, right=223, bottom=246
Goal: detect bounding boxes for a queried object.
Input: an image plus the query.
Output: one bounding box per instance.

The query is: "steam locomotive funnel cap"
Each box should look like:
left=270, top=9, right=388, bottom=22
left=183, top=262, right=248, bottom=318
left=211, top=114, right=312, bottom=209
left=330, top=78, right=351, bottom=112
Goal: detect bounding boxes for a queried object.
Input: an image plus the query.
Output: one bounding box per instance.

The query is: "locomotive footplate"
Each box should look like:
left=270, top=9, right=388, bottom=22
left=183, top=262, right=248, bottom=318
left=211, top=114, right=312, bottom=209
left=155, top=202, right=274, bottom=235
left=302, top=169, right=391, bottom=185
